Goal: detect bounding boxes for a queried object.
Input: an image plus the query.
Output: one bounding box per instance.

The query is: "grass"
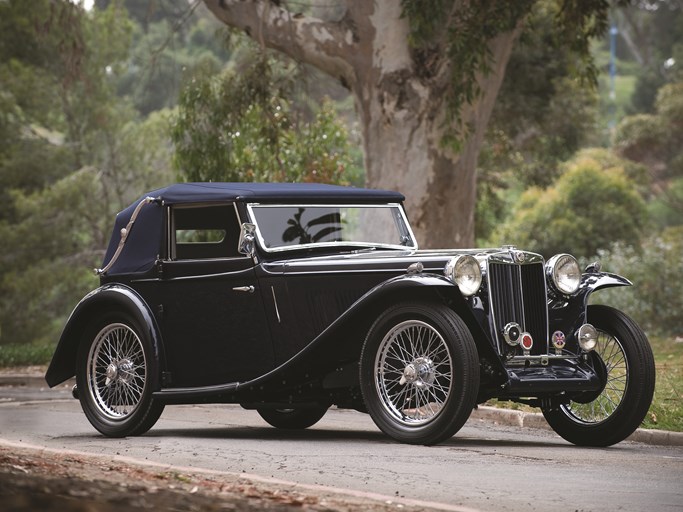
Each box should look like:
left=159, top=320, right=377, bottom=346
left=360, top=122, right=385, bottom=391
left=2, top=334, right=681, bottom=432
left=643, top=334, right=683, bottom=432
left=0, top=340, right=54, bottom=368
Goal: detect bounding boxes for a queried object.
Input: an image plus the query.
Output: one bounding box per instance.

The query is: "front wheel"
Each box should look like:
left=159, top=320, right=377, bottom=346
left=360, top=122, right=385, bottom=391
left=257, top=407, right=328, bottom=429
left=76, top=313, right=164, bottom=437
left=542, top=305, right=655, bottom=446
left=360, top=302, right=480, bottom=445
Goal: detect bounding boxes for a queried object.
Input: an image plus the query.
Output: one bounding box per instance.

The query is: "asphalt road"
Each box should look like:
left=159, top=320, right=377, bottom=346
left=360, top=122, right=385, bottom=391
left=1, top=383, right=682, bottom=512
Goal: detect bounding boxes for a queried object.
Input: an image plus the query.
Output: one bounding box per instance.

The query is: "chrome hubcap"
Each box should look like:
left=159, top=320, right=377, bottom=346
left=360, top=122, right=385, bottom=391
left=400, top=357, right=436, bottom=388
left=106, top=364, right=118, bottom=382
left=375, top=320, right=453, bottom=426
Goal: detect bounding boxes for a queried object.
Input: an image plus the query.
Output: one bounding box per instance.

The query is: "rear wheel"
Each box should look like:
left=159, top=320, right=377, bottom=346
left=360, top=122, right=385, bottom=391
left=542, top=305, right=655, bottom=446
left=257, top=407, right=328, bottom=429
left=76, top=313, right=164, bottom=437
left=360, top=302, right=479, bottom=445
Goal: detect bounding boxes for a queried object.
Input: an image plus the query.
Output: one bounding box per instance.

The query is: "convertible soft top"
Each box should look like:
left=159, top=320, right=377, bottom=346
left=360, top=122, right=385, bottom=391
left=146, top=182, right=405, bottom=204
left=101, top=182, right=404, bottom=275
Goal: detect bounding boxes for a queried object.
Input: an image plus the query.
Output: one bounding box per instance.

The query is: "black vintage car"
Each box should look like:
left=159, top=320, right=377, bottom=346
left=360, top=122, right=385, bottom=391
left=46, top=182, right=655, bottom=446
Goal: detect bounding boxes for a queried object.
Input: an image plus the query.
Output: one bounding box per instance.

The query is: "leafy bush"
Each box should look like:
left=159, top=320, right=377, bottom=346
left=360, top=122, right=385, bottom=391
left=0, top=341, right=54, bottom=367
left=171, top=54, right=361, bottom=186
left=594, top=226, right=683, bottom=336
left=492, top=151, right=647, bottom=259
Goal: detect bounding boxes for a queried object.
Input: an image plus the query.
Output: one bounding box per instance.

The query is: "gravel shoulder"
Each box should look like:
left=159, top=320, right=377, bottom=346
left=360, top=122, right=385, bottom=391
left=0, top=443, right=440, bottom=512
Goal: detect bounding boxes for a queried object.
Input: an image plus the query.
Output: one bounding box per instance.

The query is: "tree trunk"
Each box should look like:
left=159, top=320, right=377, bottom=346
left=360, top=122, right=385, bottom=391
left=202, top=0, right=521, bottom=248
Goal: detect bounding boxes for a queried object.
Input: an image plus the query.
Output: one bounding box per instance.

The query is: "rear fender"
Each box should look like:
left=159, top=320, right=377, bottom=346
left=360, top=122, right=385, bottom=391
left=45, top=284, right=164, bottom=388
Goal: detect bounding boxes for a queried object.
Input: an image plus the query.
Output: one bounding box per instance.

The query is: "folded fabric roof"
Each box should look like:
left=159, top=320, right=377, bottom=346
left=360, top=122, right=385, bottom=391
left=100, top=182, right=405, bottom=275
left=146, top=182, right=405, bottom=204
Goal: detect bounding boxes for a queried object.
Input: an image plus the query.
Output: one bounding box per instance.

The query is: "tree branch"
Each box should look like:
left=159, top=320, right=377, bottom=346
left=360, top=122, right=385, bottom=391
left=202, top=0, right=357, bottom=87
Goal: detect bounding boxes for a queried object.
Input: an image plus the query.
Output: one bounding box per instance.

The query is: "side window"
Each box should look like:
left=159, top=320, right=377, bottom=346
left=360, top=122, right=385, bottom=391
left=172, top=204, right=242, bottom=260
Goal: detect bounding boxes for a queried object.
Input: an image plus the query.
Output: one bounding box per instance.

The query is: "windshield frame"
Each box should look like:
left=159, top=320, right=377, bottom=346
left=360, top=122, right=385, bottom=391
left=246, top=202, right=418, bottom=253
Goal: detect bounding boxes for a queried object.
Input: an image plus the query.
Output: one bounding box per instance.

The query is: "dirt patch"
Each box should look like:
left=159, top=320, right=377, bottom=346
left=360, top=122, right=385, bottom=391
left=0, top=445, right=421, bottom=511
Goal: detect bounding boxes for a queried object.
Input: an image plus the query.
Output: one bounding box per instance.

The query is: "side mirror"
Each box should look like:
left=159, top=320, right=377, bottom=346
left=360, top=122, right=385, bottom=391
left=238, top=222, right=256, bottom=257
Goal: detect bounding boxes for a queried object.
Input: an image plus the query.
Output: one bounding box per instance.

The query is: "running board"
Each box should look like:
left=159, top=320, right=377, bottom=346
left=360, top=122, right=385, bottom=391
left=153, top=382, right=239, bottom=404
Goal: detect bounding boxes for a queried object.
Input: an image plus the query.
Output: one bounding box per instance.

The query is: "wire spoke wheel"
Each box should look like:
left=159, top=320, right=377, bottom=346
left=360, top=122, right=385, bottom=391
left=561, top=329, right=628, bottom=424
left=375, top=320, right=453, bottom=426
left=541, top=305, right=655, bottom=447
left=86, top=323, right=147, bottom=420
left=360, top=302, right=479, bottom=445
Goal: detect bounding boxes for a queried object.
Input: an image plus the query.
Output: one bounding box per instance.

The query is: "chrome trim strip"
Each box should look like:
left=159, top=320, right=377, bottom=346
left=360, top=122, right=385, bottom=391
left=271, top=286, right=281, bottom=323
left=246, top=203, right=418, bottom=253
left=517, top=265, right=526, bottom=335
left=132, top=266, right=255, bottom=283
left=506, top=354, right=580, bottom=364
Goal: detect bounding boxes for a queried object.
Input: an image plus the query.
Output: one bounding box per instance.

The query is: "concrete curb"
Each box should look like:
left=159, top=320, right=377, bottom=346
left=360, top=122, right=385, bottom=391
left=3, top=372, right=682, bottom=446
left=471, top=405, right=683, bottom=446
left=0, top=374, right=49, bottom=388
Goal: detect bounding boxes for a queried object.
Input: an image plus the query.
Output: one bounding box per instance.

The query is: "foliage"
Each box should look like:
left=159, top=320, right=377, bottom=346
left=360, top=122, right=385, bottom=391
left=95, top=0, right=192, bottom=31
left=617, top=1, right=683, bottom=113
left=648, top=177, right=683, bottom=228
left=0, top=1, right=176, bottom=346
left=0, top=341, right=55, bottom=368
left=401, top=0, right=624, bottom=143
left=116, top=10, right=231, bottom=115
left=615, top=81, right=683, bottom=173
left=486, top=2, right=601, bottom=187
left=475, top=2, right=603, bottom=242
left=614, top=81, right=683, bottom=231
left=641, top=333, right=683, bottom=432
left=594, top=226, right=683, bottom=336
left=172, top=53, right=360, bottom=185
left=492, top=150, right=647, bottom=258
left=0, top=170, right=103, bottom=345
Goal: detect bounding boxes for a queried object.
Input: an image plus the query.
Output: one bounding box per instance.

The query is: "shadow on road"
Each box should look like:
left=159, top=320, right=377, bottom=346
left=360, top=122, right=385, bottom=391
left=55, top=426, right=574, bottom=450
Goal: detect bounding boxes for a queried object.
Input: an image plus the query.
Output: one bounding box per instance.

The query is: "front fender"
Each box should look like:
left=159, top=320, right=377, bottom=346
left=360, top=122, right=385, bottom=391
left=45, top=284, right=164, bottom=388
left=579, top=271, right=632, bottom=296
left=236, top=273, right=506, bottom=398
left=549, top=271, right=632, bottom=345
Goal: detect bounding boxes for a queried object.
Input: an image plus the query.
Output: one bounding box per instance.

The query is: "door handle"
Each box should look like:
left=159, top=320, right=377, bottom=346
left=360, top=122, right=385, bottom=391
left=233, top=285, right=255, bottom=293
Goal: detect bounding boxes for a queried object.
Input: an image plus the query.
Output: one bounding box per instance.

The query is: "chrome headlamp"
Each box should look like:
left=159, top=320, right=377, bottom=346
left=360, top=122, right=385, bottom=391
left=577, top=324, right=598, bottom=352
left=545, top=253, right=581, bottom=296
left=445, top=255, right=482, bottom=297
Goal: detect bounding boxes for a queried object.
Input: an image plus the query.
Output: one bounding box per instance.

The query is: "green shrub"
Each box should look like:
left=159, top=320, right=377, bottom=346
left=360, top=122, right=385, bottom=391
left=0, top=340, right=54, bottom=367
left=493, top=152, right=647, bottom=259
left=593, top=226, right=683, bottom=336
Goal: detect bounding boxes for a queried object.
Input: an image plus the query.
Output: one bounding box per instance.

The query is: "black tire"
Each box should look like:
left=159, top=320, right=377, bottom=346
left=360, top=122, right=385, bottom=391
left=359, top=302, right=479, bottom=445
left=257, top=407, right=328, bottom=429
left=76, top=312, right=164, bottom=437
left=542, top=305, right=655, bottom=447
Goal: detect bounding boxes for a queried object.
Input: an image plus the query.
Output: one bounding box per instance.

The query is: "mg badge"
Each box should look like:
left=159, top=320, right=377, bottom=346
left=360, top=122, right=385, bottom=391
left=514, top=251, right=526, bottom=263
left=552, top=330, right=566, bottom=355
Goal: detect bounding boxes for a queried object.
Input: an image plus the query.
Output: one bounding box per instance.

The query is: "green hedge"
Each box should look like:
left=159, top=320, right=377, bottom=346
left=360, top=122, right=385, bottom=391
left=593, top=226, right=683, bottom=336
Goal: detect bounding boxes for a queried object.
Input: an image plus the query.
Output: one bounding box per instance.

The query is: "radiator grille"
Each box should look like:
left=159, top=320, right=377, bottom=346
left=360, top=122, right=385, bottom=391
left=488, top=262, right=548, bottom=354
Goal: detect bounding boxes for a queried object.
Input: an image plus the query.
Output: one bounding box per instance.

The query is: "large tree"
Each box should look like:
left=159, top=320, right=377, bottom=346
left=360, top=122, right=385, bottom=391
left=202, top=0, right=615, bottom=248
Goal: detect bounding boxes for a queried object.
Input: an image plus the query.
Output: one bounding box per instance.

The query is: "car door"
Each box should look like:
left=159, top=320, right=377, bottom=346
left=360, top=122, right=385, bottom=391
left=156, top=203, right=275, bottom=388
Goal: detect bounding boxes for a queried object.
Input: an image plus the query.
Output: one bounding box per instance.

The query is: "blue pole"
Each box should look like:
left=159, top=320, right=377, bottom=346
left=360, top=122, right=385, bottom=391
left=609, top=23, right=618, bottom=130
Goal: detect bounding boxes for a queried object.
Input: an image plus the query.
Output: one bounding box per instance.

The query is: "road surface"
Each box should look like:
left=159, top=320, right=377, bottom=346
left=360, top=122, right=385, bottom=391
left=1, top=382, right=681, bottom=511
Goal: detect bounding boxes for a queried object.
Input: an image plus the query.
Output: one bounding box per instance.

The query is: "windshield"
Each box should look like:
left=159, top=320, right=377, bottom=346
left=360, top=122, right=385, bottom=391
left=249, top=204, right=417, bottom=251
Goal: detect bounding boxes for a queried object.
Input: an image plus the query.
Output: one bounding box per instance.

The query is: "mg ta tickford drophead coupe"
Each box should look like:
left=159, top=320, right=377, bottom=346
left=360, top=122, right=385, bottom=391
left=46, top=183, right=655, bottom=446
